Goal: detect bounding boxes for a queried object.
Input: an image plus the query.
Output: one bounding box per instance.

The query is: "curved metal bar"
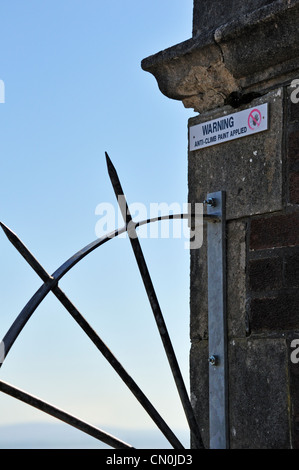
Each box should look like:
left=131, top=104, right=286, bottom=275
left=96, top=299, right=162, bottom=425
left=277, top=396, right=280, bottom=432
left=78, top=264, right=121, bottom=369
left=0, top=380, right=133, bottom=449
left=52, top=212, right=219, bottom=282
left=1, top=280, right=57, bottom=363
left=0, top=210, right=214, bottom=448
left=0, top=213, right=208, bottom=362
left=1, top=211, right=218, bottom=363
left=0, top=223, right=184, bottom=449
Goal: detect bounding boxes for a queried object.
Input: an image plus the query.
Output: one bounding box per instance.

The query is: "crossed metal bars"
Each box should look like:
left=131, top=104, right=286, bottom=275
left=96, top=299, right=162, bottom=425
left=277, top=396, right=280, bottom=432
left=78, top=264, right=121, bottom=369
left=0, top=154, right=219, bottom=449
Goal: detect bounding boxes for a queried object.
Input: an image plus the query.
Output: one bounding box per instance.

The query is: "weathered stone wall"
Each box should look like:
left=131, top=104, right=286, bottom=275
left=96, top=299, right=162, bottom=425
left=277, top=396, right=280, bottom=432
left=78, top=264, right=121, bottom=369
left=142, top=0, right=299, bottom=449
left=189, top=84, right=299, bottom=448
left=192, top=0, right=274, bottom=37
left=142, top=2, right=299, bottom=112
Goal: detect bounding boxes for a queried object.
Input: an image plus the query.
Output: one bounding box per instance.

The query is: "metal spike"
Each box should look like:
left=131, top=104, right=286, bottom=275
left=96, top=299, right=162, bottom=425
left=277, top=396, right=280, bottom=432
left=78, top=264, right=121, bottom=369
left=0, top=222, right=54, bottom=284
left=0, top=379, right=133, bottom=449
left=0, top=222, right=184, bottom=449
left=105, top=153, right=204, bottom=449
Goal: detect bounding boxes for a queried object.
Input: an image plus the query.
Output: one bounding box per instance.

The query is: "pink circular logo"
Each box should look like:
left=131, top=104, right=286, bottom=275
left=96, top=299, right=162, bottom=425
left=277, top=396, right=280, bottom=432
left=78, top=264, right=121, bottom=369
left=248, top=108, right=262, bottom=130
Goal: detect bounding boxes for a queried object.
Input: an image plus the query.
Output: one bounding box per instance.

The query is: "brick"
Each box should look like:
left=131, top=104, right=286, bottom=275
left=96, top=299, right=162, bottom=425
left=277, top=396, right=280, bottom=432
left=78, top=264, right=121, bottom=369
left=229, top=338, right=289, bottom=449
left=249, top=257, right=282, bottom=291
left=288, top=129, right=299, bottom=166
left=289, top=171, right=299, bottom=204
left=290, top=101, right=299, bottom=122
left=250, top=291, right=299, bottom=331
left=293, top=417, right=299, bottom=449
left=285, top=251, right=299, bottom=287
left=288, top=337, right=299, bottom=448
left=250, top=213, right=299, bottom=250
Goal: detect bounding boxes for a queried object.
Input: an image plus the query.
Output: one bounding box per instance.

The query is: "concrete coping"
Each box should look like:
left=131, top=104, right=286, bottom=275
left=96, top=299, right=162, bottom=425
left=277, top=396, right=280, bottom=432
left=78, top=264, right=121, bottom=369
left=141, top=0, right=299, bottom=113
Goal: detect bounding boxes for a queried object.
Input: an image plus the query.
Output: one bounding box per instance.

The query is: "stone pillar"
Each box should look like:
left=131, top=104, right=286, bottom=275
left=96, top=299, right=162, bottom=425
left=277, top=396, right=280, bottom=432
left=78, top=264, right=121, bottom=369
left=142, top=0, right=299, bottom=449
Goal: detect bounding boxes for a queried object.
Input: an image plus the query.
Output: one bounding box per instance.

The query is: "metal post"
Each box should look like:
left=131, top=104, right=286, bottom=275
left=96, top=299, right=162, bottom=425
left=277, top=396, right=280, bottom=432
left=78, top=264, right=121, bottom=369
left=206, top=191, right=229, bottom=449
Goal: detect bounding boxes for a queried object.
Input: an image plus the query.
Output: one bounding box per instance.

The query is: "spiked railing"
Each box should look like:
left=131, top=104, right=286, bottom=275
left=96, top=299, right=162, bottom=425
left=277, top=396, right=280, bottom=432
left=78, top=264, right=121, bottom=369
left=0, top=155, right=218, bottom=449
left=105, top=153, right=204, bottom=449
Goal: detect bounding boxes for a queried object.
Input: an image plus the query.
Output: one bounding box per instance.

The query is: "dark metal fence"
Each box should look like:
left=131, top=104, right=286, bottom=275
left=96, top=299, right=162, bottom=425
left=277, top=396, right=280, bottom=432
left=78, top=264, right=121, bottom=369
left=0, top=154, right=224, bottom=449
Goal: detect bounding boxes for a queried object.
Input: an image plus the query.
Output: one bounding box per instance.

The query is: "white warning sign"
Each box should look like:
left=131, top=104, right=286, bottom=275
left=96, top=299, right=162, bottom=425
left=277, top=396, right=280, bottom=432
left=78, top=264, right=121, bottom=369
left=189, top=103, right=268, bottom=151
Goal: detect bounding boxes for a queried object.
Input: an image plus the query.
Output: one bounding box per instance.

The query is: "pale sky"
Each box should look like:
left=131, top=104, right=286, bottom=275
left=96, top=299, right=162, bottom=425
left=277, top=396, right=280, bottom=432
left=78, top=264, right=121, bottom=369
left=0, top=0, right=197, bottom=448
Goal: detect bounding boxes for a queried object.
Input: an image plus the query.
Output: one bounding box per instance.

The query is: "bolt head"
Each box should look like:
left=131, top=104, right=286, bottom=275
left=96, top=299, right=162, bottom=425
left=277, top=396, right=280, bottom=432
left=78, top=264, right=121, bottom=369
left=204, top=198, right=216, bottom=207
left=208, top=355, right=217, bottom=366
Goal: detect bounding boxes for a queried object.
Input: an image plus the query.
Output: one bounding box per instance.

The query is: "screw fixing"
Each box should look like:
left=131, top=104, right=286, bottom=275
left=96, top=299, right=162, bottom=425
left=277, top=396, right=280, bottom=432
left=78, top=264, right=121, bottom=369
left=204, top=197, right=216, bottom=207
left=208, top=355, right=218, bottom=366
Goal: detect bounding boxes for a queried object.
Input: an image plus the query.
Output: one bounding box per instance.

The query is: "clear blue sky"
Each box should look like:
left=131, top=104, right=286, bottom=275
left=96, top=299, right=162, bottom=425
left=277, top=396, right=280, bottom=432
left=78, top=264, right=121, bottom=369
left=0, top=0, right=197, bottom=448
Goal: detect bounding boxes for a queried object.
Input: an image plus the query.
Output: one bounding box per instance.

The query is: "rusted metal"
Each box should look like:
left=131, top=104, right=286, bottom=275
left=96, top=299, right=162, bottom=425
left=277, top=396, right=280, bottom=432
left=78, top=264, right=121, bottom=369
left=105, top=153, right=204, bottom=449
left=0, top=380, right=133, bottom=449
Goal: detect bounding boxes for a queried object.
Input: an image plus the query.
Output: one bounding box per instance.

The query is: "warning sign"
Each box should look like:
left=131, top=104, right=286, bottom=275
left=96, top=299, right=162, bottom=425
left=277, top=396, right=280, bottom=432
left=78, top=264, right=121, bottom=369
left=189, top=103, right=268, bottom=151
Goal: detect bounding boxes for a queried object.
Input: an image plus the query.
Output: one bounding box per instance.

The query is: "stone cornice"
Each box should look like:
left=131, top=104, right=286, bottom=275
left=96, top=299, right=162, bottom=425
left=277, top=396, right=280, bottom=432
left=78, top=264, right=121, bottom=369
left=141, top=0, right=299, bottom=112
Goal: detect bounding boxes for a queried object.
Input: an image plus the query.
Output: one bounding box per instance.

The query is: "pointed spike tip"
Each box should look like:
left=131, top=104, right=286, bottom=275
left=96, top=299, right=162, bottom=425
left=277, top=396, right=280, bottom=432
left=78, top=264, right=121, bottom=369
left=105, top=153, right=118, bottom=181
left=105, top=151, right=111, bottom=166
left=104, top=152, right=125, bottom=201
left=105, top=152, right=114, bottom=171
left=0, top=221, right=13, bottom=238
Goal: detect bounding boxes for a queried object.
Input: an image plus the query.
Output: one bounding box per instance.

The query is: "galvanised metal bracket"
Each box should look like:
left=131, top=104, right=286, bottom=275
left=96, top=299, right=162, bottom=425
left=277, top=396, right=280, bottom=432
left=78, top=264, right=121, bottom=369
left=206, top=191, right=229, bottom=449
